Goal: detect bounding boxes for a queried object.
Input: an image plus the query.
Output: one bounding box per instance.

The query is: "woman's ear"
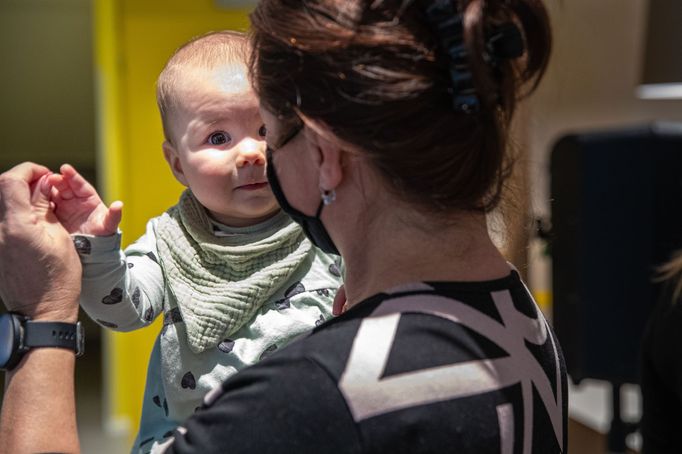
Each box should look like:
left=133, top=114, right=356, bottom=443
left=316, top=133, right=344, bottom=192
left=301, top=117, right=345, bottom=191
left=162, top=141, right=189, bottom=187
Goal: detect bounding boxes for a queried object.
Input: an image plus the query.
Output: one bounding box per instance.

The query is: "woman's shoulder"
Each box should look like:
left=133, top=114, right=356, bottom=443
left=184, top=277, right=565, bottom=453
left=272, top=274, right=542, bottom=377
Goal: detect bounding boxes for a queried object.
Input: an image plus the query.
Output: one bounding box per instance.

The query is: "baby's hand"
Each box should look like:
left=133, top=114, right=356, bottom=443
left=332, top=284, right=347, bottom=316
left=48, top=163, right=123, bottom=236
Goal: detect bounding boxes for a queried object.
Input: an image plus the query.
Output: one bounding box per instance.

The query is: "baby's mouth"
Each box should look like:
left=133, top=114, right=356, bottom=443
left=236, top=182, right=269, bottom=190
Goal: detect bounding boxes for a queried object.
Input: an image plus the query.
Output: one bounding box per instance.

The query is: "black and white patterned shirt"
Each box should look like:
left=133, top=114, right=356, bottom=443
left=163, top=271, right=568, bottom=453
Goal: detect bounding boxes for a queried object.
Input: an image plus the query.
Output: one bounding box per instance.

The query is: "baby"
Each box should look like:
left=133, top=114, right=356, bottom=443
left=48, top=31, right=342, bottom=453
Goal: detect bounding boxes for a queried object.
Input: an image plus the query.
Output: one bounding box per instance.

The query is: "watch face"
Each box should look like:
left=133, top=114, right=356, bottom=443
left=0, top=314, right=17, bottom=368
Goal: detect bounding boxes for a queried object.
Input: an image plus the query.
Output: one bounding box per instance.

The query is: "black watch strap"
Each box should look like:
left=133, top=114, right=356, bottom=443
left=24, top=321, right=84, bottom=356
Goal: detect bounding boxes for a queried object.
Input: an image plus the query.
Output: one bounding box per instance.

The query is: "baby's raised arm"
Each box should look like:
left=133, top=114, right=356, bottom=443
left=48, top=164, right=164, bottom=332
left=48, top=163, right=122, bottom=236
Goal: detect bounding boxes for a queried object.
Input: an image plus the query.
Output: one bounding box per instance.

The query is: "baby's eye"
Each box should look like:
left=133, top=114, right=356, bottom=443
left=208, top=132, right=231, bottom=146
left=258, top=125, right=267, bottom=137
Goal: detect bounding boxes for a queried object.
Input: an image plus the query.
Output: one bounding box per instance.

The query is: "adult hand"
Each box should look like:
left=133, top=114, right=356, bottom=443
left=0, top=162, right=81, bottom=322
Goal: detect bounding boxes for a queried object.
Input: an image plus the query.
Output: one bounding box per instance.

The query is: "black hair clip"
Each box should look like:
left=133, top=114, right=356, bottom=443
left=425, top=0, right=478, bottom=113
left=486, top=22, right=524, bottom=64
left=425, top=1, right=525, bottom=114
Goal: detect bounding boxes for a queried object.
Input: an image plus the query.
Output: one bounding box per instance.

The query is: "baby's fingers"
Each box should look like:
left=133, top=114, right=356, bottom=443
left=101, top=201, right=123, bottom=234
left=47, top=173, right=74, bottom=200
left=332, top=285, right=347, bottom=316
left=60, top=164, right=98, bottom=199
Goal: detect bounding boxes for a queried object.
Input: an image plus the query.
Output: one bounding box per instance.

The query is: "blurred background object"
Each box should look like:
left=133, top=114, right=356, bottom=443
left=636, top=0, right=682, bottom=99
left=551, top=124, right=682, bottom=453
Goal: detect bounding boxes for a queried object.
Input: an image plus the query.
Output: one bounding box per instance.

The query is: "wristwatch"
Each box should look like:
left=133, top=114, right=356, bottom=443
left=0, top=312, right=84, bottom=371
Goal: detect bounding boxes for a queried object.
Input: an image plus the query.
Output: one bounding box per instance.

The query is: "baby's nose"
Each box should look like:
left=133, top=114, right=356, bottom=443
left=236, top=139, right=266, bottom=167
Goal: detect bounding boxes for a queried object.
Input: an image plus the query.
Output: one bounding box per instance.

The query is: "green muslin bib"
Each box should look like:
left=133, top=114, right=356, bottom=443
left=155, top=190, right=312, bottom=354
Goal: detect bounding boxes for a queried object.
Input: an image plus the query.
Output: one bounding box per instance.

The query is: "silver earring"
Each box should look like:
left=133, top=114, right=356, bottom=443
left=321, top=189, right=336, bottom=206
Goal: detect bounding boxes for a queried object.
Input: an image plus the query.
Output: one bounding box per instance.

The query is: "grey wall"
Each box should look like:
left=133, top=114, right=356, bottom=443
left=0, top=0, right=95, bottom=171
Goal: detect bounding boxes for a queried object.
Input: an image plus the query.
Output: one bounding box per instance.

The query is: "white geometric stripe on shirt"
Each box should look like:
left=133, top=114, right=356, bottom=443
left=497, top=403, right=515, bottom=454
left=338, top=290, right=564, bottom=454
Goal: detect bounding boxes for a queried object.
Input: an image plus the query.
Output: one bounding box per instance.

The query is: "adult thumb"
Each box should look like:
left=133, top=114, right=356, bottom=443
left=30, top=174, right=53, bottom=214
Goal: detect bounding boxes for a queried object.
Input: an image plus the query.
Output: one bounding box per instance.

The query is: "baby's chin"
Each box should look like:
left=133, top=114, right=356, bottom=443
left=207, top=203, right=281, bottom=228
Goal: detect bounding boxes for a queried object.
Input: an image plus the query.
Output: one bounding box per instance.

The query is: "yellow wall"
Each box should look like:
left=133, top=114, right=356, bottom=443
left=94, top=0, right=251, bottom=440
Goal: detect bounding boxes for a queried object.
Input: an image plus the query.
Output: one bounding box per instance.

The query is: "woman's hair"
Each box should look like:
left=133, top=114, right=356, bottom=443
left=657, top=252, right=682, bottom=301
left=249, top=0, right=551, bottom=214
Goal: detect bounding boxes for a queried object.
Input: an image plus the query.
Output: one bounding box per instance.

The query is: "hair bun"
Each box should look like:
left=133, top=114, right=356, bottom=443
left=487, top=22, right=524, bottom=61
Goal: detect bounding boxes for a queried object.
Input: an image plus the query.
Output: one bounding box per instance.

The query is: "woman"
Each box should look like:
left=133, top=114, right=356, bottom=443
left=0, top=0, right=566, bottom=452
left=641, top=254, right=682, bottom=453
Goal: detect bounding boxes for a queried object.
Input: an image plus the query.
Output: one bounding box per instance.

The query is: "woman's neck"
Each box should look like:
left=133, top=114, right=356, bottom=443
left=340, top=208, right=511, bottom=309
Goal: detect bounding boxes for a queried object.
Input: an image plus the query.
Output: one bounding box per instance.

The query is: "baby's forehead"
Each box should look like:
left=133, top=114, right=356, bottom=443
left=174, top=65, right=255, bottom=109
left=179, top=64, right=250, bottom=92
left=166, top=71, right=259, bottom=135
left=209, top=64, right=250, bottom=93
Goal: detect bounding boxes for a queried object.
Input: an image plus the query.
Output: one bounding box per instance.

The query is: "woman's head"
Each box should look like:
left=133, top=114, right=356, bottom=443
left=249, top=0, right=551, bottom=215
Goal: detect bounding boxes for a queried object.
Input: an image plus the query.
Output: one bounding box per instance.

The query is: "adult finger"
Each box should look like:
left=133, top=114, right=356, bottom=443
left=4, top=162, right=51, bottom=184
left=50, top=185, right=62, bottom=204
left=30, top=174, right=53, bottom=213
left=0, top=162, right=51, bottom=216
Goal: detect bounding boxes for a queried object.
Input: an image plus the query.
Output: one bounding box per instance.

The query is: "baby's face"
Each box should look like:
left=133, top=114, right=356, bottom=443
left=165, top=64, right=279, bottom=227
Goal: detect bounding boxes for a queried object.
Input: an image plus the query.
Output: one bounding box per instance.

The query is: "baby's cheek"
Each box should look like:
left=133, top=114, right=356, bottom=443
left=190, top=161, right=237, bottom=182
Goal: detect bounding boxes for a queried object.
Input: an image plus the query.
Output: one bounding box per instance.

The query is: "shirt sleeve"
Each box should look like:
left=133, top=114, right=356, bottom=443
left=163, top=355, right=362, bottom=454
left=77, top=218, right=165, bottom=331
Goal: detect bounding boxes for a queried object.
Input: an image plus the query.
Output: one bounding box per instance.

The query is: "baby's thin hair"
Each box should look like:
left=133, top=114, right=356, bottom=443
left=156, top=30, right=249, bottom=143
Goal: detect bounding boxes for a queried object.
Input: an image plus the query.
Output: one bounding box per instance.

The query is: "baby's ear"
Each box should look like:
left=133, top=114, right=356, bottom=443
left=162, top=141, right=188, bottom=187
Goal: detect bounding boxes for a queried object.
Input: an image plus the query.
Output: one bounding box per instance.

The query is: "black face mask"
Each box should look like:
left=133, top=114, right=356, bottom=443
left=266, top=138, right=340, bottom=255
